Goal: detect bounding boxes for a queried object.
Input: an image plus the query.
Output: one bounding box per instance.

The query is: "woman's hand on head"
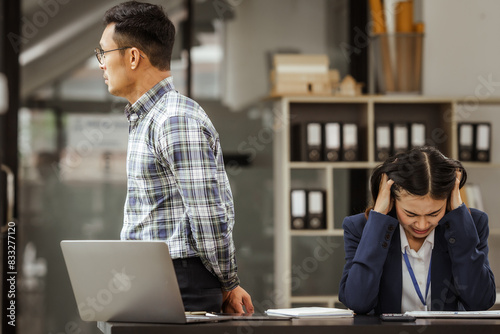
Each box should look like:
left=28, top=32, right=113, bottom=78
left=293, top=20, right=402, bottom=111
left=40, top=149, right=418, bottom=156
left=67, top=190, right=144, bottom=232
left=373, top=173, right=395, bottom=215
left=448, top=170, right=463, bottom=211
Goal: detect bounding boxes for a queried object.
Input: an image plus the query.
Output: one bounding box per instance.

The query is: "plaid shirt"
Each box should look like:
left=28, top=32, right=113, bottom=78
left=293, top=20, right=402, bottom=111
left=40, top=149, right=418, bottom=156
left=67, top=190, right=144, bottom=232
left=120, top=77, right=239, bottom=290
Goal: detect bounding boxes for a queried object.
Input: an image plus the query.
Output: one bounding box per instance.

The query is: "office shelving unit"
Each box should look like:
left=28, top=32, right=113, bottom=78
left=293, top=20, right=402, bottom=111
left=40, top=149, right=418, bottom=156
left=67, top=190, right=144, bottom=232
left=272, top=95, right=500, bottom=308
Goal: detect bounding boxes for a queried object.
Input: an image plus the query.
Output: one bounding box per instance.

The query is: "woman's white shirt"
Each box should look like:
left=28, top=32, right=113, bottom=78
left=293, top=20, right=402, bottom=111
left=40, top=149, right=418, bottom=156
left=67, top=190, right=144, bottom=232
left=400, top=224, right=435, bottom=312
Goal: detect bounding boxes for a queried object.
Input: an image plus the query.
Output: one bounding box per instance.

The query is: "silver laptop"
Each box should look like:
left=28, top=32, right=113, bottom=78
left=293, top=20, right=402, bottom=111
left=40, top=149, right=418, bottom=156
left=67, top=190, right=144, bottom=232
left=60, top=240, right=229, bottom=324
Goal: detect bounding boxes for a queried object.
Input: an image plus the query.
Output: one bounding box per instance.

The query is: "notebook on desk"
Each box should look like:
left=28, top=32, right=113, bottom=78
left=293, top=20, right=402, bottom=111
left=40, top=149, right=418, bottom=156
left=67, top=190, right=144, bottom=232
left=60, top=240, right=231, bottom=324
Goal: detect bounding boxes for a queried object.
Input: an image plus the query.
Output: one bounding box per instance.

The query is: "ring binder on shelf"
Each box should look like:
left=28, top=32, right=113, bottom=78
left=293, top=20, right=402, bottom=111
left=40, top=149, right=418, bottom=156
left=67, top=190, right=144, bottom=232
left=475, top=123, right=491, bottom=162
left=324, top=122, right=341, bottom=162
left=375, top=123, right=391, bottom=161
left=457, top=123, right=475, bottom=161
left=290, top=123, right=300, bottom=161
left=291, top=190, right=307, bottom=229
left=306, top=123, right=322, bottom=161
left=393, top=123, right=409, bottom=155
left=410, top=123, right=426, bottom=149
left=307, top=190, right=326, bottom=229
left=342, top=123, right=358, bottom=161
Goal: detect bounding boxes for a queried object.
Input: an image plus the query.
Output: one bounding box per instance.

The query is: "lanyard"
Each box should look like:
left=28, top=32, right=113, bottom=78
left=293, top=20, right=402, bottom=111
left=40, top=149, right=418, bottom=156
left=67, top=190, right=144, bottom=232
left=403, top=250, right=431, bottom=308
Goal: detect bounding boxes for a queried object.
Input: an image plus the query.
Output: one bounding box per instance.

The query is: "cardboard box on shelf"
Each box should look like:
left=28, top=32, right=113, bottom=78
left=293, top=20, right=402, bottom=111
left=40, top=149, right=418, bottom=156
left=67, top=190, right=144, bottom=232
left=270, top=54, right=331, bottom=96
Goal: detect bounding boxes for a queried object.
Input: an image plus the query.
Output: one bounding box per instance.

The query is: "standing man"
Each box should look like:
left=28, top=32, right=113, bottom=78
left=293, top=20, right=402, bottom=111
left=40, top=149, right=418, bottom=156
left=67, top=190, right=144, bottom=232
left=97, top=1, right=253, bottom=313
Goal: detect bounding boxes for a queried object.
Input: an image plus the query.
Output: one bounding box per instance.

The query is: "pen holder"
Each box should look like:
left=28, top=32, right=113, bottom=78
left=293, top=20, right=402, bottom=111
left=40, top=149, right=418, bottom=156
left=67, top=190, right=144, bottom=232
left=372, top=33, right=424, bottom=94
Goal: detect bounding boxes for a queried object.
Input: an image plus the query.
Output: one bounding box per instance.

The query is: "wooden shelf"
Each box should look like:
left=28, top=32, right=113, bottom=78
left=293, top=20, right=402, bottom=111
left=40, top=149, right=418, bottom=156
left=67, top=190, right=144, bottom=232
left=291, top=229, right=344, bottom=237
left=291, top=161, right=500, bottom=170
left=273, top=95, right=500, bottom=308
left=462, top=162, right=500, bottom=169
left=289, top=161, right=378, bottom=169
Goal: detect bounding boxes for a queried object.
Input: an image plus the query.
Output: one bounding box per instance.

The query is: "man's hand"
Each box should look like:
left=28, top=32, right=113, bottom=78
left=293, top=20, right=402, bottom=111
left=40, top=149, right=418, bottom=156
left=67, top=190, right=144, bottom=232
left=222, top=286, right=254, bottom=314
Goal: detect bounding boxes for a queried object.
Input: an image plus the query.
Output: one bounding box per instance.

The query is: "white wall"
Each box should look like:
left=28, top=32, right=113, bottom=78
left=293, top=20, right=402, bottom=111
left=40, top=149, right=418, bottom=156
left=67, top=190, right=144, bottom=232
left=422, top=0, right=500, bottom=97
left=223, top=0, right=329, bottom=111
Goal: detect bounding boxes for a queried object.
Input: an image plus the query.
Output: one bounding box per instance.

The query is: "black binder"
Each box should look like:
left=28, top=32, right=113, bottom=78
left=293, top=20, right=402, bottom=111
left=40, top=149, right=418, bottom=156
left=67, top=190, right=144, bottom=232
left=457, top=123, right=475, bottom=161
left=290, top=122, right=323, bottom=162
left=307, top=190, right=326, bottom=229
left=375, top=123, right=391, bottom=161
left=290, top=189, right=307, bottom=229
left=410, top=123, right=426, bottom=149
left=474, top=123, right=491, bottom=162
left=306, top=123, right=323, bottom=161
left=392, top=123, right=409, bottom=155
left=324, top=122, right=341, bottom=162
left=290, top=123, right=302, bottom=161
left=342, top=123, right=358, bottom=161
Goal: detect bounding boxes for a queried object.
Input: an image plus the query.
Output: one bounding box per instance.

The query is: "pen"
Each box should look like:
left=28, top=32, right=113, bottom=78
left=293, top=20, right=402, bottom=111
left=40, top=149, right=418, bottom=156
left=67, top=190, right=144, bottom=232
left=185, top=311, right=207, bottom=315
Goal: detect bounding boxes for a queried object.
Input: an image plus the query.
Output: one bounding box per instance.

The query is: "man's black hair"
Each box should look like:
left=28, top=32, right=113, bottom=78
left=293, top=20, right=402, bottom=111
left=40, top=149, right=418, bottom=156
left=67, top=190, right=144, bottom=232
left=103, top=1, right=175, bottom=71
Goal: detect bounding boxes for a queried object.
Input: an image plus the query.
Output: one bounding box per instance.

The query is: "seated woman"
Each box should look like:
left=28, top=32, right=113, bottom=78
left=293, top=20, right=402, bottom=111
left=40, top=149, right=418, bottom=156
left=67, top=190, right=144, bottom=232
left=339, top=146, right=496, bottom=314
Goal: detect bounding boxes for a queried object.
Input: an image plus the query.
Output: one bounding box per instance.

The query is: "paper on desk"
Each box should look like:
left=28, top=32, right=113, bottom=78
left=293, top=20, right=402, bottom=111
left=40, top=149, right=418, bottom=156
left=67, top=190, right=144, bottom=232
left=265, top=307, right=354, bottom=318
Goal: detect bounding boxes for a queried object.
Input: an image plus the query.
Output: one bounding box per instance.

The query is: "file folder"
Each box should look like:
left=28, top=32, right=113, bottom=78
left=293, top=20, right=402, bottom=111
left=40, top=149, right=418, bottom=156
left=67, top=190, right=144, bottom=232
left=291, top=190, right=307, bottom=229
left=375, top=123, right=391, bottom=161
left=290, top=123, right=302, bottom=161
left=307, top=190, right=326, bottom=229
left=324, top=122, right=341, bottom=162
left=410, top=123, right=426, bottom=148
left=306, top=123, right=322, bottom=161
left=342, top=123, right=358, bottom=161
left=290, top=123, right=322, bottom=162
left=475, top=123, right=491, bottom=162
left=457, top=123, right=474, bottom=161
left=393, top=123, right=409, bottom=155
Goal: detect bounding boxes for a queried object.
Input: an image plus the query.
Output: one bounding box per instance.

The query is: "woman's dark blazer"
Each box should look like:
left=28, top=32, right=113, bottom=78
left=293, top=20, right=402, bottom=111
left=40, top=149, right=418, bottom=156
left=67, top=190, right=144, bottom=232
left=339, top=205, right=496, bottom=314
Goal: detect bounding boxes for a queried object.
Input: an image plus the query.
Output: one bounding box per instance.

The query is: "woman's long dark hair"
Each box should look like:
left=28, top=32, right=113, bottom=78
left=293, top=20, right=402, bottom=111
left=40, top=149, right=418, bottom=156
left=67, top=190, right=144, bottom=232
left=365, top=146, right=467, bottom=217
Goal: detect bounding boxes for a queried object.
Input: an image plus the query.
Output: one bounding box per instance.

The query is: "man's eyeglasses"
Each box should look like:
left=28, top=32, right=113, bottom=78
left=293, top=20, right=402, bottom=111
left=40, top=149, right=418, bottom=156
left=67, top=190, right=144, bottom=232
left=94, top=47, right=132, bottom=65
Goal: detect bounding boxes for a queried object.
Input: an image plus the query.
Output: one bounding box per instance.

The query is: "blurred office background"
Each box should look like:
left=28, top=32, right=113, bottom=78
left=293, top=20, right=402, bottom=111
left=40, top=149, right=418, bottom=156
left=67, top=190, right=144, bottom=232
left=1, top=0, right=500, bottom=333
